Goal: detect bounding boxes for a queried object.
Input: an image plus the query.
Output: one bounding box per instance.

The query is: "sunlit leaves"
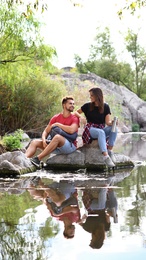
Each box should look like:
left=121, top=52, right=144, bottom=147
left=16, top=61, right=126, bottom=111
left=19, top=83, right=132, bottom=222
left=0, top=3, right=56, bottom=65
left=1, top=0, right=48, bottom=14
left=118, top=0, right=146, bottom=18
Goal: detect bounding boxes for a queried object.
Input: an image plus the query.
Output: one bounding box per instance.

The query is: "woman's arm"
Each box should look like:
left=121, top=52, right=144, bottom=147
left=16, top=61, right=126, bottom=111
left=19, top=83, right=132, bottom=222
left=74, top=109, right=87, bottom=125
left=105, top=114, right=112, bottom=126
left=105, top=114, right=118, bottom=127
left=76, top=108, right=83, bottom=114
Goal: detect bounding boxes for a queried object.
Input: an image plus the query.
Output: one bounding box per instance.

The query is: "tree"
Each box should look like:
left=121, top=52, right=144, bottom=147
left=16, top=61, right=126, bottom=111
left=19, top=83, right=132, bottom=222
left=0, top=64, right=67, bottom=135
left=89, top=27, right=116, bottom=61
left=75, top=26, right=135, bottom=91
left=0, top=3, right=56, bottom=66
left=125, top=29, right=146, bottom=97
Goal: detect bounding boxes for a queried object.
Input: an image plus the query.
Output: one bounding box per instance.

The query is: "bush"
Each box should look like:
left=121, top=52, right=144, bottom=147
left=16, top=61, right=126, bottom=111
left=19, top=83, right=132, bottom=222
left=0, top=64, right=67, bottom=134
left=2, top=129, right=24, bottom=151
left=132, top=124, right=140, bottom=132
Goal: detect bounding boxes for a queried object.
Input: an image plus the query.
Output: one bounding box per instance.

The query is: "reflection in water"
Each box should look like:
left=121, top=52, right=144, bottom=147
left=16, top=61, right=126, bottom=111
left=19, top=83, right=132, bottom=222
left=27, top=177, right=118, bottom=248
left=115, top=133, right=146, bottom=162
left=0, top=133, right=146, bottom=259
left=79, top=188, right=118, bottom=249
left=28, top=179, right=81, bottom=239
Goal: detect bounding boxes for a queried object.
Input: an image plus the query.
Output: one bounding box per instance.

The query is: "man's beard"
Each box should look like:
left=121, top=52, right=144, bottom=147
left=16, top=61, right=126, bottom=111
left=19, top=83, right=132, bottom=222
left=66, top=108, right=74, bottom=112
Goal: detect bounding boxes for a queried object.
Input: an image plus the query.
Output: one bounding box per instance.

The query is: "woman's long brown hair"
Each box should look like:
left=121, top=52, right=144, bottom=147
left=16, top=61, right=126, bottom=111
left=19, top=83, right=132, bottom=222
left=89, top=87, right=104, bottom=113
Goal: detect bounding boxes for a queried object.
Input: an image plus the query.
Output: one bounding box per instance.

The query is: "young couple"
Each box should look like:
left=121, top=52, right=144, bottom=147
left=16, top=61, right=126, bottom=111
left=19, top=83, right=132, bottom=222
left=25, top=88, right=118, bottom=168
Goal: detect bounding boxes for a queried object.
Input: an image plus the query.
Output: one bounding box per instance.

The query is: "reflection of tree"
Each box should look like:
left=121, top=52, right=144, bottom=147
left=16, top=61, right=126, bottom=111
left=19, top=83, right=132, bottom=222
left=116, top=166, right=146, bottom=233
left=0, top=216, right=59, bottom=259
left=127, top=166, right=146, bottom=232
left=0, top=192, right=40, bottom=225
left=39, top=217, right=59, bottom=239
left=0, top=192, right=59, bottom=259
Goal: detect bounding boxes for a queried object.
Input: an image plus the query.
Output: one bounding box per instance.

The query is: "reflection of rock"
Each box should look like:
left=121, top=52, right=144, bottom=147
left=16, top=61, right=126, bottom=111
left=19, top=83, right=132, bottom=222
left=141, top=135, right=146, bottom=141
left=0, top=167, right=135, bottom=195
left=0, top=142, right=135, bottom=177
left=0, top=177, right=32, bottom=195
left=0, top=151, right=35, bottom=177
left=115, top=133, right=146, bottom=161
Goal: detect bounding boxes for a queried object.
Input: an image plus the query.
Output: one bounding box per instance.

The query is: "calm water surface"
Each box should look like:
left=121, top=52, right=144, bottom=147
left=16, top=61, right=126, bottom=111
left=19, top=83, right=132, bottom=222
left=0, top=133, right=146, bottom=260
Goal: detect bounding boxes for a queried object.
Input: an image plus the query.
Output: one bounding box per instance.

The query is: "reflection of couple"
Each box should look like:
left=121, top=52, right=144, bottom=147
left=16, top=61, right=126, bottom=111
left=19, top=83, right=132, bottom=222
left=44, top=182, right=81, bottom=239
left=28, top=178, right=118, bottom=248
left=28, top=179, right=81, bottom=239
left=79, top=187, right=118, bottom=249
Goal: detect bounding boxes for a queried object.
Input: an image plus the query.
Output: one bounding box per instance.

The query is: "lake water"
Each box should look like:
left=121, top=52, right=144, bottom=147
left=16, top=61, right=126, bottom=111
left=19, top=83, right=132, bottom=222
left=0, top=133, right=146, bottom=260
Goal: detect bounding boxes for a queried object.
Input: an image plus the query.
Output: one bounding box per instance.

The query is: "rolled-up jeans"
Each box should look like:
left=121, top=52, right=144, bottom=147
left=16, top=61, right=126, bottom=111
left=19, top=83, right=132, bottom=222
left=89, top=126, right=117, bottom=153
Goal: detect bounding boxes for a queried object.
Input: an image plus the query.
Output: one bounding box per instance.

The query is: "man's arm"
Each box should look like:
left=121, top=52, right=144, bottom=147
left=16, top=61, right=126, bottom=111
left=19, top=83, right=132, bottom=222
left=52, top=114, right=79, bottom=134
left=42, top=124, right=51, bottom=140
left=51, top=122, right=78, bottom=134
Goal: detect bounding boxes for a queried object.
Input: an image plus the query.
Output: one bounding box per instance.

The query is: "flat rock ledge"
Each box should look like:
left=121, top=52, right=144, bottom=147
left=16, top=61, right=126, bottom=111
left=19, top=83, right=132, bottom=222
left=0, top=142, right=135, bottom=177
left=45, top=143, right=135, bottom=171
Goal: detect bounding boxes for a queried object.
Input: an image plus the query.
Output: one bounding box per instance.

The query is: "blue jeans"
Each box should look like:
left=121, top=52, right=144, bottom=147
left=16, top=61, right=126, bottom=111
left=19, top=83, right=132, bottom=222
left=89, top=126, right=117, bottom=153
left=90, top=188, right=107, bottom=210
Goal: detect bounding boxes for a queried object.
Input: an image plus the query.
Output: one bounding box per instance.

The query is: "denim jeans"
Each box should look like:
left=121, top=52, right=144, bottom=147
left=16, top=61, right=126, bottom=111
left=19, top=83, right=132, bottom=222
left=90, top=188, right=107, bottom=210
left=89, top=126, right=117, bottom=153
left=53, top=139, right=76, bottom=154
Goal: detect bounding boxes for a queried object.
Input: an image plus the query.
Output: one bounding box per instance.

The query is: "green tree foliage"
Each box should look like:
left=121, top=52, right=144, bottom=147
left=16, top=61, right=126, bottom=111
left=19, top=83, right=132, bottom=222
left=75, top=27, right=135, bottom=92
left=89, top=27, right=116, bottom=61
left=90, top=60, right=135, bottom=89
left=0, top=2, right=56, bottom=65
left=0, top=63, right=67, bottom=135
left=0, top=2, right=67, bottom=136
left=125, top=29, right=146, bottom=97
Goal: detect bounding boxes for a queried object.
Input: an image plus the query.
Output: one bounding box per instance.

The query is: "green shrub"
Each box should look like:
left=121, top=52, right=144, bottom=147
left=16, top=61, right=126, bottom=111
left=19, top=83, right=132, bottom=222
left=2, top=129, right=24, bottom=151
left=0, top=66, right=67, bottom=134
left=132, top=123, right=140, bottom=132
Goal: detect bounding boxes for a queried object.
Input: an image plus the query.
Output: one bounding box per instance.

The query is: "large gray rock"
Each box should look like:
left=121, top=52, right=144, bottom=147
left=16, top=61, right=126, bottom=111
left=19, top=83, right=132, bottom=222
left=45, top=141, right=135, bottom=171
left=0, top=151, right=35, bottom=177
left=62, top=73, right=146, bottom=131
left=0, top=142, right=135, bottom=176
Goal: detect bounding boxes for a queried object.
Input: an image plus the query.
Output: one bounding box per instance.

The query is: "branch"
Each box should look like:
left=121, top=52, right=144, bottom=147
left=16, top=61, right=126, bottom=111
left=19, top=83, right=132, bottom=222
left=0, top=57, right=33, bottom=65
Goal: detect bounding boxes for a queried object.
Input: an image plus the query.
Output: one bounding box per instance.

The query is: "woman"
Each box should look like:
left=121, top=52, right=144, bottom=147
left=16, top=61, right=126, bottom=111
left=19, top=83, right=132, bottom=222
left=76, top=87, right=118, bottom=167
left=79, top=212, right=110, bottom=249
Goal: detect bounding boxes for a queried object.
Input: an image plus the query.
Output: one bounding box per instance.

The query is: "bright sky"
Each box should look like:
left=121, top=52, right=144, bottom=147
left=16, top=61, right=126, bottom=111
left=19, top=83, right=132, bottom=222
left=40, top=0, right=146, bottom=68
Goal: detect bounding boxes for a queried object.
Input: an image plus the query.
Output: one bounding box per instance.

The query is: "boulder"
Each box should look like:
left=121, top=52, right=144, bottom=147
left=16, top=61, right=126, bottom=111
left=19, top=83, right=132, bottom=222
left=45, top=141, right=135, bottom=171
left=0, top=142, right=135, bottom=177
left=61, top=72, right=146, bottom=131
left=0, top=151, right=35, bottom=177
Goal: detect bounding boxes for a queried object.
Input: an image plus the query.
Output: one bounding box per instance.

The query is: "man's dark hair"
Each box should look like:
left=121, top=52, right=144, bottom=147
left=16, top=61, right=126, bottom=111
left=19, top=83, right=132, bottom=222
left=62, top=96, right=74, bottom=105
left=63, top=231, right=74, bottom=239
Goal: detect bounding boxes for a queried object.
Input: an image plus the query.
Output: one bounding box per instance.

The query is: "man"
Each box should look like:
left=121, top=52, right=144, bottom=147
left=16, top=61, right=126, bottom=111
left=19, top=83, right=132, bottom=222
left=25, top=96, right=79, bottom=168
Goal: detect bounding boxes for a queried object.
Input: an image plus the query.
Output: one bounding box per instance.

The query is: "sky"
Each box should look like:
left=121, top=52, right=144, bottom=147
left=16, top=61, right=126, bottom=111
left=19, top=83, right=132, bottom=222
left=40, top=0, right=146, bottom=68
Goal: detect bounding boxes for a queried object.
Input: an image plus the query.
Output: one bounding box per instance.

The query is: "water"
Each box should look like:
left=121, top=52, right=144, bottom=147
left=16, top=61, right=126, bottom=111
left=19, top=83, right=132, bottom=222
left=0, top=133, right=146, bottom=260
